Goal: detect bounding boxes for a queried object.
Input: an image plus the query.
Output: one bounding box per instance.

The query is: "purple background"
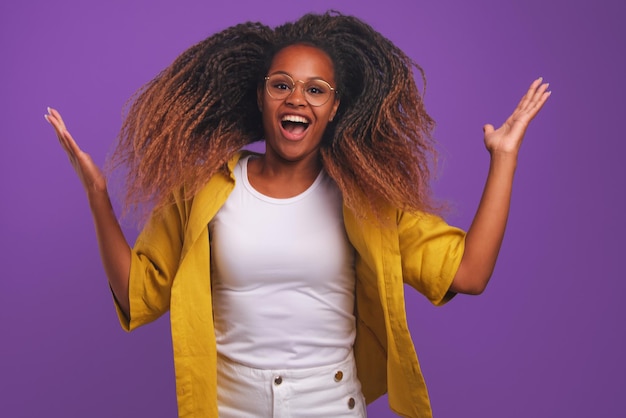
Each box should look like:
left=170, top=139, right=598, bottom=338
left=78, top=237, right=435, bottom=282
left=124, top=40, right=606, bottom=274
left=1, top=0, right=624, bottom=417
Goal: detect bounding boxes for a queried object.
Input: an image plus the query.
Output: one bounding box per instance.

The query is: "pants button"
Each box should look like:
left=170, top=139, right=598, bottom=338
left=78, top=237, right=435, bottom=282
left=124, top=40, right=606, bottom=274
left=274, top=376, right=283, bottom=385
left=334, top=371, right=344, bottom=382
left=348, top=397, right=355, bottom=409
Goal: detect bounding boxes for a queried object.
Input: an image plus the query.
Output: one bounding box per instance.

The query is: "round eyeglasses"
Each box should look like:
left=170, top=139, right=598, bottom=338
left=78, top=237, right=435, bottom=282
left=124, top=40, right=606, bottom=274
left=264, top=73, right=338, bottom=107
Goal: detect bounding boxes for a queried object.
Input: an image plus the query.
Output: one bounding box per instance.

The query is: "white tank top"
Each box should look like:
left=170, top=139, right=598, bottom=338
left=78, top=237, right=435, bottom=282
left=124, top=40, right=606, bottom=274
left=209, top=155, right=356, bottom=369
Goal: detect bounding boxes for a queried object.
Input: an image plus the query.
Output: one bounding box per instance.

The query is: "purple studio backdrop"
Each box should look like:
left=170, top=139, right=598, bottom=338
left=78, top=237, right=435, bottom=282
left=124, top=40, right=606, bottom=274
left=1, top=0, right=624, bottom=417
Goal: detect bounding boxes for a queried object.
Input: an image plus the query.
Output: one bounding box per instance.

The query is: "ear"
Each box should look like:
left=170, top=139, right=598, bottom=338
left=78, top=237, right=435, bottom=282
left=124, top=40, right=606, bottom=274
left=329, top=98, right=340, bottom=122
left=257, top=85, right=264, bottom=112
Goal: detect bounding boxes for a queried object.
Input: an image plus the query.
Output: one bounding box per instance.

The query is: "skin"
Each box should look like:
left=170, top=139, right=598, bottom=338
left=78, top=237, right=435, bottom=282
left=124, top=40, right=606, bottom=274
left=45, top=107, right=131, bottom=316
left=45, top=52, right=550, bottom=317
left=449, top=77, right=551, bottom=294
left=250, top=44, right=340, bottom=198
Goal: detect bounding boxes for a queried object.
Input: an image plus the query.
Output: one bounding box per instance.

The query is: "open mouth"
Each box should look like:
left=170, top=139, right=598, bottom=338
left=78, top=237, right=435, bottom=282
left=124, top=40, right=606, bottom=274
left=281, top=115, right=310, bottom=135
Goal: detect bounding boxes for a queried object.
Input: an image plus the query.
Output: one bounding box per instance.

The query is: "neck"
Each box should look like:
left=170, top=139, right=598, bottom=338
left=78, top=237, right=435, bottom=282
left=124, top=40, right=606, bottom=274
left=247, top=152, right=322, bottom=198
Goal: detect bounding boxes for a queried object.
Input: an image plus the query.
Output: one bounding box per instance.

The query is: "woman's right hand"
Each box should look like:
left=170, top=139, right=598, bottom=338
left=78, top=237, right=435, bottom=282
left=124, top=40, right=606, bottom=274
left=45, top=107, right=107, bottom=196
left=45, top=107, right=132, bottom=318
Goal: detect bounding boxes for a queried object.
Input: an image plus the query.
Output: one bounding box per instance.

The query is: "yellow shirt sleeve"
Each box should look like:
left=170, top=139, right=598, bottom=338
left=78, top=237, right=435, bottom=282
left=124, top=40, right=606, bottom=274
left=397, top=210, right=466, bottom=306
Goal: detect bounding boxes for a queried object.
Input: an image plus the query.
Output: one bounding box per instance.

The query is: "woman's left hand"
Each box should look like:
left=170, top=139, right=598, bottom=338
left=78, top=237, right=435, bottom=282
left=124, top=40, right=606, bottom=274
left=483, top=77, right=551, bottom=156
left=450, top=78, right=551, bottom=295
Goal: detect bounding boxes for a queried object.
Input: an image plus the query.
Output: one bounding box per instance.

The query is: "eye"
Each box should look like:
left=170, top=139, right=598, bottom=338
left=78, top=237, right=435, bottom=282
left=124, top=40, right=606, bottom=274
left=273, top=82, right=291, bottom=91
left=267, top=74, right=294, bottom=93
left=306, top=83, right=327, bottom=95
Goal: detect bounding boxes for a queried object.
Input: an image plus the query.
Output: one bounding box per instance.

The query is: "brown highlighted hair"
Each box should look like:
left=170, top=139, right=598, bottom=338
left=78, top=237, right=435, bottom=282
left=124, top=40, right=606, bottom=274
left=108, top=11, right=438, bottom=223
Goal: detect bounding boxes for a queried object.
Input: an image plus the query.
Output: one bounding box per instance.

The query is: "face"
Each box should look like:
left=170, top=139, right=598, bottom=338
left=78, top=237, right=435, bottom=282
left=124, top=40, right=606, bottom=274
left=258, top=44, right=340, bottom=165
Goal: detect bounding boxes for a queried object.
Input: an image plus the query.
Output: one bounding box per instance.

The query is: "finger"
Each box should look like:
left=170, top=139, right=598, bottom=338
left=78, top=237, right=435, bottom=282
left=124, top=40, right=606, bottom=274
left=47, top=107, right=67, bottom=131
left=44, top=114, right=71, bottom=147
left=483, top=124, right=495, bottom=135
left=529, top=82, right=551, bottom=110
left=521, top=83, right=551, bottom=121
left=528, top=79, right=549, bottom=101
left=44, top=111, right=67, bottom=143
left=517, top=77, right=544, bottom=111
left=45, top=110, right=79, bottom=157
left=45, top=107, right=80, bottom=149
left=531, top=90, right=551, bottom=117
left=518, top=81, right=552, bottom=124
left=60, top=126, right=83, bottom=158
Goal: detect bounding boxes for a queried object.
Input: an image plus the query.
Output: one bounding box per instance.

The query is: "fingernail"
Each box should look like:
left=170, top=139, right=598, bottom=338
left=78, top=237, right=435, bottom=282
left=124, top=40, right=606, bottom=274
left=44, top=114, right=50, bottom=123
left=47, top=106, right=51, bottom=114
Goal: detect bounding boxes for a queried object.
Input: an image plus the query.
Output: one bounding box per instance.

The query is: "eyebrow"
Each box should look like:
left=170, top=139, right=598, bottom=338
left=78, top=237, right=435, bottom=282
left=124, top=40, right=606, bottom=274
left=267, top=71, right=332, bottom=83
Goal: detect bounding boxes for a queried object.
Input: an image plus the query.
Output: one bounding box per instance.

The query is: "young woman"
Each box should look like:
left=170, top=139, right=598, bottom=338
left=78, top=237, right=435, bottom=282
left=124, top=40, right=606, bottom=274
left=46, top=11, right=550, bottom=418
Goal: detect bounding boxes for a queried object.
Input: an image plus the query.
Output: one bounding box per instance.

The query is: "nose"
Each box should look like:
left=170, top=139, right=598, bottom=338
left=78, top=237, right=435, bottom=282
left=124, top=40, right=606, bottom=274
left=285, top=81, right=307, bottom=106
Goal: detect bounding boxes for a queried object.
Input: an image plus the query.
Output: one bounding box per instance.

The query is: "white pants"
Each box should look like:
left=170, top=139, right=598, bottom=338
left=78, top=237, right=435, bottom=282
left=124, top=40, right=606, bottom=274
left=216, top=352, right=367, bottom=417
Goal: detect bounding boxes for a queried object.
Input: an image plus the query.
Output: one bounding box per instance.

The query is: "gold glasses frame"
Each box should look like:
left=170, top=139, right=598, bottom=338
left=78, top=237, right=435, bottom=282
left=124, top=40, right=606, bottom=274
left=264, top=73, right=338, bottom=107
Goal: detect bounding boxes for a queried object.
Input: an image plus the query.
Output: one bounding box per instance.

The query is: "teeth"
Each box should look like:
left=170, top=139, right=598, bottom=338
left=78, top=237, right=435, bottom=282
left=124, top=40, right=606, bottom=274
left=281, top=115, right=309, bottom=124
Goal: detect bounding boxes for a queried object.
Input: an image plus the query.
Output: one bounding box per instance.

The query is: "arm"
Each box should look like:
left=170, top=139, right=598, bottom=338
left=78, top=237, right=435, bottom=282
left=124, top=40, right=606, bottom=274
left=45, top=108, right=131, bottom=317
left=450, top=78, right=551, bottom=295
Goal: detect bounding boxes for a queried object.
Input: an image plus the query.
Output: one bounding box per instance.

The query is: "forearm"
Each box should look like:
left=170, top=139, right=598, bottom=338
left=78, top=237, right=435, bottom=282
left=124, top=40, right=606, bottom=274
left=452, top=152, right=517, bottom=294
left=88, top=189, right=131, bottom=317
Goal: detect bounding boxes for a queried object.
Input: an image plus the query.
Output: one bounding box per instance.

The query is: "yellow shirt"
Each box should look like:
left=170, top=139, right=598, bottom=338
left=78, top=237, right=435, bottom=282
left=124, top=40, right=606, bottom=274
left=115, top=152, right=466, bottom=418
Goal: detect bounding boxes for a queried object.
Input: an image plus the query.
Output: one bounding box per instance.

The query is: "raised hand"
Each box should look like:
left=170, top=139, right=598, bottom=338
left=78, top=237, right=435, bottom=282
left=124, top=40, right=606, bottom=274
left=45, top=107, right=107, bottom=196
left=450, top=78, right=552, bottom=295
left=483, top=77, right=551, bottom=156
left=45, top=107, right=131, bottom=316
